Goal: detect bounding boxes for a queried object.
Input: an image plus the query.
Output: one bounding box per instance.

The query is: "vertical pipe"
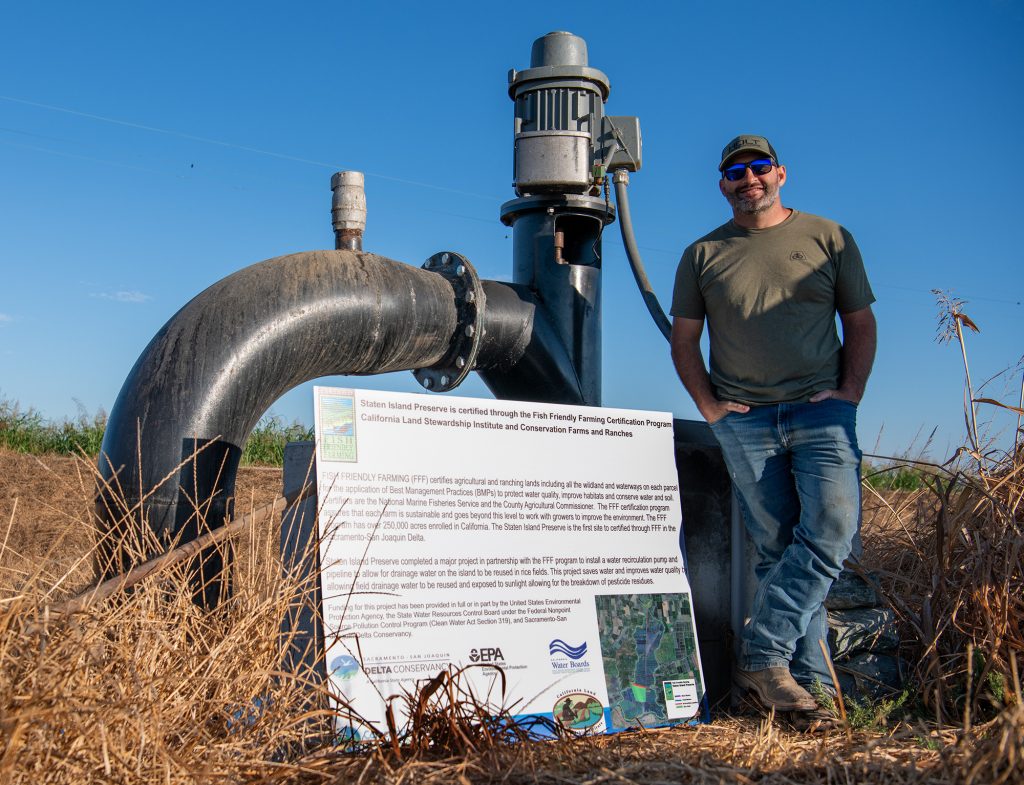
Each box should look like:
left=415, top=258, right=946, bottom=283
left=331, top=171, right=366, bottom=251
left=503, top=32, right=614, bottom=407
left=507, top=207, right=604, bottom=405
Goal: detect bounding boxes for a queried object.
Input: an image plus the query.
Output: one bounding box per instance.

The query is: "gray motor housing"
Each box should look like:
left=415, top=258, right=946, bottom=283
left=509, top=31, right=639, bottom=195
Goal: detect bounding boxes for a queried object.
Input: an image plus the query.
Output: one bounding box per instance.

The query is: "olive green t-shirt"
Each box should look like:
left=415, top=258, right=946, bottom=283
left=671, top=210, right=875, bottom=404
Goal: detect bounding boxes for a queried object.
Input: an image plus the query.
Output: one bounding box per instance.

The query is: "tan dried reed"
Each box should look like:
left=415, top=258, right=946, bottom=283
left=0, top=451, right=335, bottom=784
left=2, top=299, right=1023, bottom=785
left=863, top=302, right=1023, bottom=728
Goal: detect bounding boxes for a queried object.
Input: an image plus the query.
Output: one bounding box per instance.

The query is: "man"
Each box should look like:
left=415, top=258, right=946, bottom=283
left=670, top=135, right=876, bottom=715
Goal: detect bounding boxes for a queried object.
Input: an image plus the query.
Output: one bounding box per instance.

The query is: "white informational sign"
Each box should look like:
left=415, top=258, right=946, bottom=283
left=313, top=386, right=705, bottom=740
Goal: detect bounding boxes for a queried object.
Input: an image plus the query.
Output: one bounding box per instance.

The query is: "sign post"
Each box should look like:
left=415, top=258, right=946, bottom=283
left=313, top=387, right=706, bottom=738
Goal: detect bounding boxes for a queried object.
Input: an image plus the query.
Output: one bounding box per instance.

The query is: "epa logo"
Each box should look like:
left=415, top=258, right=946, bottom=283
left=469, top=647, right=504, bottom=663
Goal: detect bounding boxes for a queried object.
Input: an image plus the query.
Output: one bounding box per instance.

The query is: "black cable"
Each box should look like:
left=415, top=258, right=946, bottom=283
left=612, top=170, right=672, bottom=341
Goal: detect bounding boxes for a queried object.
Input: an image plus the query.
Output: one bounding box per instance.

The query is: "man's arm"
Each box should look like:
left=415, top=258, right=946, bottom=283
left=809, top=306, right=877, bottom=404
left=670, top=316, right=750, bottom=423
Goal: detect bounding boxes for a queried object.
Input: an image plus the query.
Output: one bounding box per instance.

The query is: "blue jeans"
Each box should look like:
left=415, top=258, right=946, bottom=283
left=710, top=399, right=862, bottom=690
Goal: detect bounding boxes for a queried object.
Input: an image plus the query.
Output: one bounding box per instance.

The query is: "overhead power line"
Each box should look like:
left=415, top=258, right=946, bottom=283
left=0, top=94, right=499, bottom=202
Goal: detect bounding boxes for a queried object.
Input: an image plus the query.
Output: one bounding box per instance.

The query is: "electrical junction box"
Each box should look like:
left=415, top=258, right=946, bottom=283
left=601, top=115, right=642, bottom=172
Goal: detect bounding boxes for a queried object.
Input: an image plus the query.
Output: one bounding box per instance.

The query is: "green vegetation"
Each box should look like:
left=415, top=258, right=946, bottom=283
left=986, top=670, right=1007, bottom=706
left=0, top=398, right=310, bottom=466
left=843, top=690, right=913, bottom=731
left=861, top=461, right=931, bottom=491
left=810, top=680, right=918, bottom=732
left=240, top=415, right=314, bottom=466
left=915, top=734, right=943, bottom=751
left=0, top=399, right=106, bottom=457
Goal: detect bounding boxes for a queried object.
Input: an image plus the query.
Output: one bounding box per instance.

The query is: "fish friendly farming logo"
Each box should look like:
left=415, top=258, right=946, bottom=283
left=318, top=391, right=357, bottom=462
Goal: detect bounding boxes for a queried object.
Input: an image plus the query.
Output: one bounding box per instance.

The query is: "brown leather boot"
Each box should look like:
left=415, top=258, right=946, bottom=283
left=786, top=708, right=842, bottom=733
left=735, top=667, right=818, bottom=711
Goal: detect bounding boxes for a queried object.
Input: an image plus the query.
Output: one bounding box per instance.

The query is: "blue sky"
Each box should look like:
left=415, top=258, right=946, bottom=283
left=1, top=1, right=1021, bottom=459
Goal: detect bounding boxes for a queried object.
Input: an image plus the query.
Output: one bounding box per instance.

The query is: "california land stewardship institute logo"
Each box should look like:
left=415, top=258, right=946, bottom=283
left=552, top=690, right=604, bottom=732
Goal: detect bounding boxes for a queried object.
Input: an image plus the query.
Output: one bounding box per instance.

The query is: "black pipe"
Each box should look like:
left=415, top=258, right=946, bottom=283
left=95, top=249, right=582, bottom=606
left=476, top=280, right=584, bottom=405
left=501, top=197, right=610, bottom=406
left=612, top=170, right=672, bottom=341
left=96, top=249, right=459, bottom=605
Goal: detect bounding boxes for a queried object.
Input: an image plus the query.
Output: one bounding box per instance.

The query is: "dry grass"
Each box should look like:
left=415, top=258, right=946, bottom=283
left=289, top=715, right=1017, bottom=784
left=862, top=453, right=1023, bottom=726
left=860, top=300, right=1023, bottom=731
left=0, top=450, right=330, bottom=783
left=2, top=297, right=1022, bottom=785
left=0, top=449, right=1019, bottom=784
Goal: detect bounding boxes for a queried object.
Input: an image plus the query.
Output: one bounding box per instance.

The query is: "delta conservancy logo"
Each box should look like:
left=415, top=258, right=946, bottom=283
left=329, top=654, right=360, bottom=680
left=549, top=638, right=591, bottom=673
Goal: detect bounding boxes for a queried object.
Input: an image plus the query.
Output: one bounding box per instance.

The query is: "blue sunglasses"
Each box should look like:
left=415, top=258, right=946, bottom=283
left=722, top=158, right=775, bottom=181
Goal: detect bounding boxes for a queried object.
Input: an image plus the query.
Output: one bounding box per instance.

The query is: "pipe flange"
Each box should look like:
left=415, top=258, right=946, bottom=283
left=413, top=251, right=484, bottom=393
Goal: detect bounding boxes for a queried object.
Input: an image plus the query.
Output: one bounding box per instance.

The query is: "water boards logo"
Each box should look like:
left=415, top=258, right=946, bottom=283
left=552, top=690, right=604, bottom=732
left=549, top=639, right=587, bottom=659
left=549, top=638, right=591, bottom=673
left=329, top=654, right=360, bottom=680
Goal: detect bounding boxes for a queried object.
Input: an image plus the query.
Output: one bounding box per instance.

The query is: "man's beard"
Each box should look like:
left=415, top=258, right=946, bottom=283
left=727, top=182, right=778, bottom=214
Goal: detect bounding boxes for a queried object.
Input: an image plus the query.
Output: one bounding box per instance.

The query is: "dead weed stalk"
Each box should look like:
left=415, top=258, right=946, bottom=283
left=864, top=298, right=1022, bottom=733
left=0, top=451, right=337, bottom=784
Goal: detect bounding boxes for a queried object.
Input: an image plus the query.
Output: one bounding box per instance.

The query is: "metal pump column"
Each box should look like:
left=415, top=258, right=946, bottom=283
left=501, top=32, right=615, bottom=406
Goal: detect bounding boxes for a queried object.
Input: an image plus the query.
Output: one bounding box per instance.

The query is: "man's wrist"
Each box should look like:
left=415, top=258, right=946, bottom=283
left=836, top=384, right=864, bottom=404
left=701, top=399, right=738, bottom=424
left=696, top=399, right=721, bottom=420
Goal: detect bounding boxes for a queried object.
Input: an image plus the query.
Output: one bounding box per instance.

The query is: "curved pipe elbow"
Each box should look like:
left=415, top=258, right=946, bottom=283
left=95, top=251, right=587, bottom=606
left=96, top=250, right=458, bottom=598
left=475, top=280, right=585, bottom=406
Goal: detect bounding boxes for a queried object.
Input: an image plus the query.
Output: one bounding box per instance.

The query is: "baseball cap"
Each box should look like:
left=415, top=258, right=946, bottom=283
left=719, top=135, right=779, bottom=171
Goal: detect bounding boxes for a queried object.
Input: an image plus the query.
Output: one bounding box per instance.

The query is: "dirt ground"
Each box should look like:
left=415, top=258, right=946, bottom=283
left=0, top=448, right=283, bottom=592
left=1, top=448, right=1017, bottom=784
left=0, top=446, right=898, bottom=585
